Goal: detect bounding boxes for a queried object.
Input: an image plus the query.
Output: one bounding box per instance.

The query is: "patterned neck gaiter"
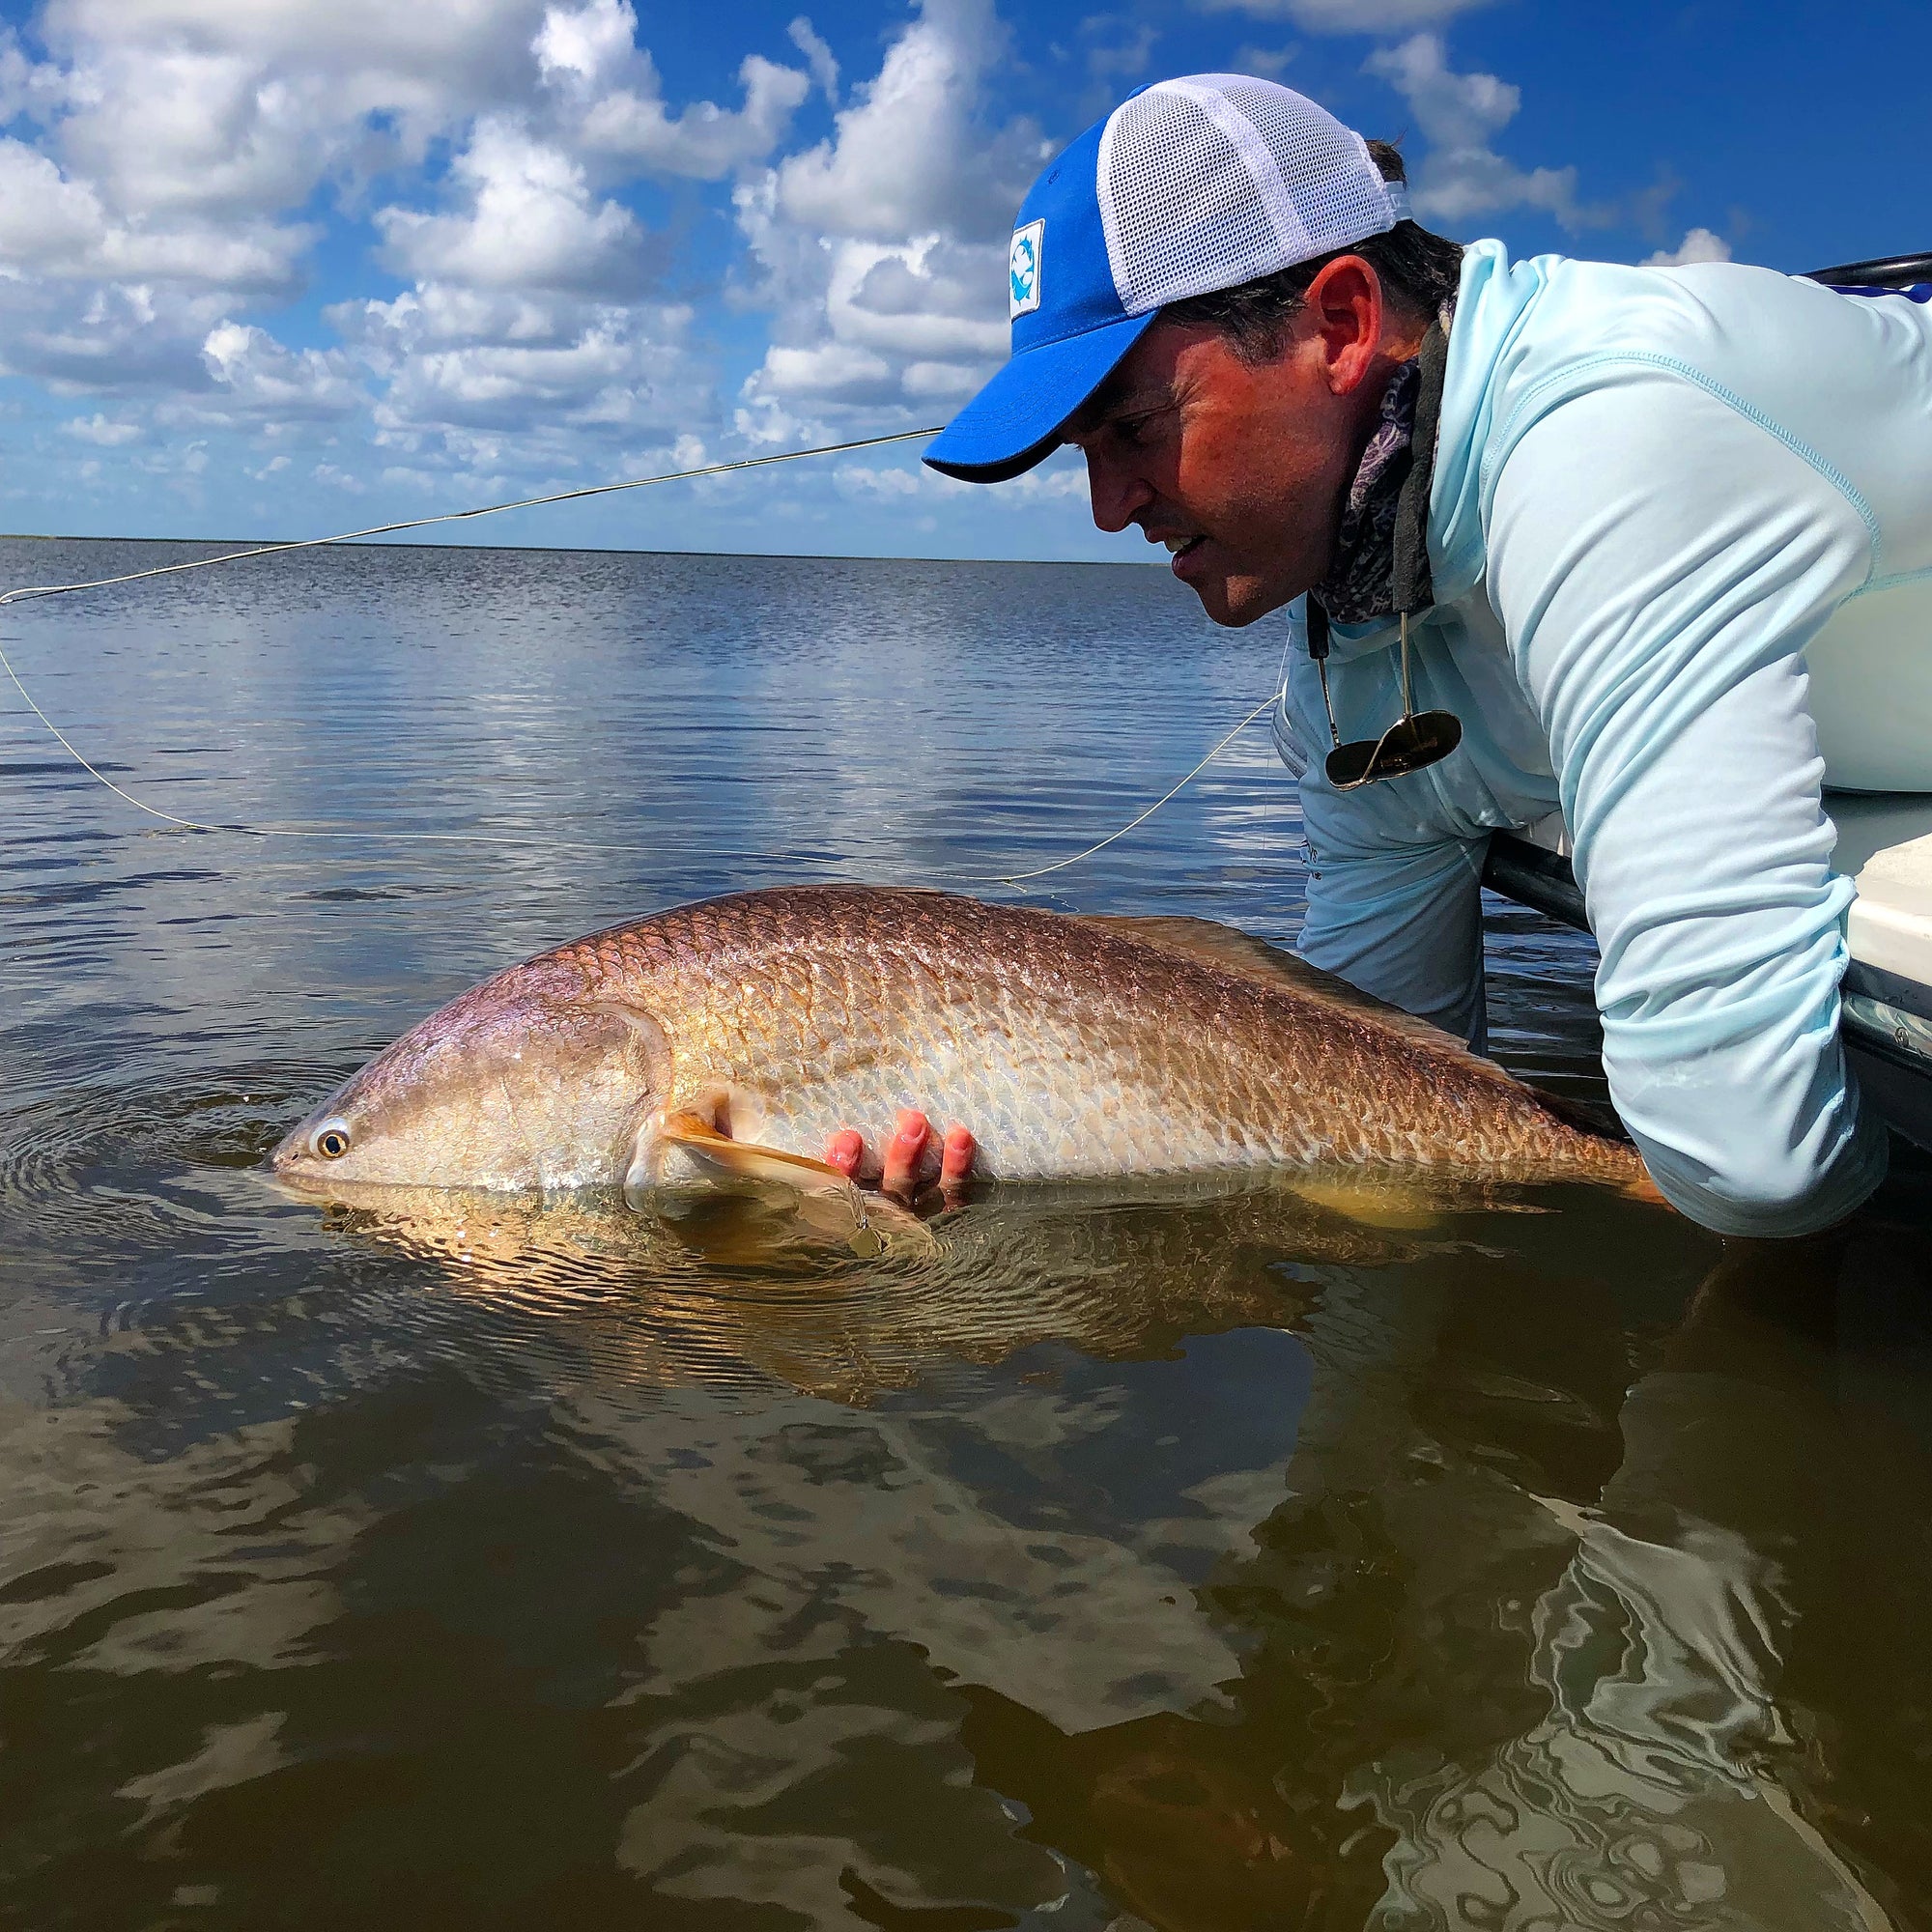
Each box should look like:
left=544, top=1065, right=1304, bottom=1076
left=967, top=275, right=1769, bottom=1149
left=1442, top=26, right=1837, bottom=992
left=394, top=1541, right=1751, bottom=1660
left=1311, top=298, right=1456, bottom=626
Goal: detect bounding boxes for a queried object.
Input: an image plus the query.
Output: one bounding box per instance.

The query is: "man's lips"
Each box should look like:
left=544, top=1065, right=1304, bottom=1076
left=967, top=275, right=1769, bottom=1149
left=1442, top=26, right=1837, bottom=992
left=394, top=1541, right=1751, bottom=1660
left=1162, top=535, right=1208, bottom=579
left=1146, top=530, right=1208, bottom=577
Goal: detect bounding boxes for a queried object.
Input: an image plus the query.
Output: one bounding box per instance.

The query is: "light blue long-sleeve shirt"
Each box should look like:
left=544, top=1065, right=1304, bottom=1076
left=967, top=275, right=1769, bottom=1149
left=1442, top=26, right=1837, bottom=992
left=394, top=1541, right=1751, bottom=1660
left=1278, top=240, right=1932, bottom=1236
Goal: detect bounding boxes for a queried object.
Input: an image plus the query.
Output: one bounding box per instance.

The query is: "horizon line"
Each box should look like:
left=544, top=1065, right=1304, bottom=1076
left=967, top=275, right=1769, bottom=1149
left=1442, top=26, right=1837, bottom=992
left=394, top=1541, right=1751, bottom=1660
left=0, top=530, right=1165, bottom=569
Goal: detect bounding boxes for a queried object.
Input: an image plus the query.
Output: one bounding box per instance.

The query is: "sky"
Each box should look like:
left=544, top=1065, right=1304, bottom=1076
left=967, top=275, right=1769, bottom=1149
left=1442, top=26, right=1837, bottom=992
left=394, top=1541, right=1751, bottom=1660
left=0, top=0, right=1922, bottom=562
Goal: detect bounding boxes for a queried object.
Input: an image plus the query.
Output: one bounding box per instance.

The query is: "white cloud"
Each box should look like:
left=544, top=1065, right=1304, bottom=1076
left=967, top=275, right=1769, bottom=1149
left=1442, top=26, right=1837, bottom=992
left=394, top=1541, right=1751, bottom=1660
left=0, top=0, right=554, bottom=439
left=734, top=210, right=1009, bottom=424
left=786, top=16, right=839, bottom=102
left=200, top=321, right=363, bottom=420
left=0, top=29, right=55, bottom=124
left=0, top=280, right=227, bottom=392
left=336, top=282, right=708, bottom=452
left=44, top=0, right=547, bottom=81
left=376, top=118, right=647, bottom=294
left=39, top=0, right=554, bottom=223
left=832, top=450, right=1083, bottom=503
left=832, top=241, right=1008, bottom=361
left=1232, top=43, right=1297, bottom=76
left=0, top=0, right=1103, bottom=539
left=1083, top=20, right=1158, bottom=83
left=734, top=0, right=1041, bottom=429
left=62, top=411, right=140, bottom=444
left=336, top=283, right=556, bottom=358
left=1644, top=226, right=1731, bottom=267
left=528, top=0, right=633, bottom=91
left=0, top=0, right=768, bottom=464
left=1195, top=0, right=1492, bottom=29
left=534, top=0, right=810, bottom=179
left=580, top=53, right=807, bottom=176
left=772, top=0, right=1037, bottom=243
left=900, top=358, right=988, bottom=399
left=758, top=341, right=896, bottom=405
left=0, top=137, right=307, bottom=291
left=997, top=460, right=1087, bottom=501
left=1365, top=34, right=1601, bottom=229
left=0, top=139, right=102, bottom=268
left=833, top=461, right=922, bottom=499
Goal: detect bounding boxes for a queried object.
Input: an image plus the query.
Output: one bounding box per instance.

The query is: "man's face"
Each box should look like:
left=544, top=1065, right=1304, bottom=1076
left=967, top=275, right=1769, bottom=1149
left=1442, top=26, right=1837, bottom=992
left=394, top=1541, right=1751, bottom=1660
left=1062, top=258, right=1406, bottom=628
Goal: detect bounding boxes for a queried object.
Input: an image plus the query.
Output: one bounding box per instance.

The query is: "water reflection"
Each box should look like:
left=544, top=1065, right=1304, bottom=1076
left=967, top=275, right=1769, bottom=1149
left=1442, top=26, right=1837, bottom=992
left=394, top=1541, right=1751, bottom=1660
left=6, top=543, right=1932, bottom=1927
left=292, top=1178, right=1410, bottom=1400
left=1345, top=1236, right=1896, bottom=1931
left=949, top=1231, right=1927, bottom=1932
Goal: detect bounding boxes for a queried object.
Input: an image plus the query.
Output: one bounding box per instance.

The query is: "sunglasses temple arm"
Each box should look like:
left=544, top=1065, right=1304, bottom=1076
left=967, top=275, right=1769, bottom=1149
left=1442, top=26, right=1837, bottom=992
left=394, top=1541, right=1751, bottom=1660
left=1398, top=609, right=1414, bottom=720
left=1306, top=596, right=1342, bottom=749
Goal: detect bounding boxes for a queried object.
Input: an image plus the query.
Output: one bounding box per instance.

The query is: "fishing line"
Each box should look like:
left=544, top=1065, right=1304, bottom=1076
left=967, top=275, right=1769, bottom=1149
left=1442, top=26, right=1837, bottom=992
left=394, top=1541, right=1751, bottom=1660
left=959, top=691, right=1282, bottom=886
left=0, top=427, right=940, bottom=614
left=0, top=427, right=943, bottom=857
left=0, top=421, right=1285, bottom=877
left=0, top=625, right=775, bottom=857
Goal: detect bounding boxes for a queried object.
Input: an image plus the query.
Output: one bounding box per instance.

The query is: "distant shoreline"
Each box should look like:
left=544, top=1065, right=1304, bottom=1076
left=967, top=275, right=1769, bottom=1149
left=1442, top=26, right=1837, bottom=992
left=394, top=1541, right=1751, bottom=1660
left=0, top=531, right=1164, bottom=569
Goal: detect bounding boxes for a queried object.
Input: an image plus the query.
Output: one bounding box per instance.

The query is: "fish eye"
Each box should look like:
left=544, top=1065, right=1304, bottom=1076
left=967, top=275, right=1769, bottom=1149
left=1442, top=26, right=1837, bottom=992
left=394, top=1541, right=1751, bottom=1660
left=312, top=1122, right=352, bottom=1160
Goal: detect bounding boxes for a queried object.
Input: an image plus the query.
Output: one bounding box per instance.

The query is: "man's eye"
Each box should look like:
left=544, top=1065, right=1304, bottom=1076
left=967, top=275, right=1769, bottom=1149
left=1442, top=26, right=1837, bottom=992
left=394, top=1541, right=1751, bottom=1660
left=1114, top=415, right=1155, bottom=446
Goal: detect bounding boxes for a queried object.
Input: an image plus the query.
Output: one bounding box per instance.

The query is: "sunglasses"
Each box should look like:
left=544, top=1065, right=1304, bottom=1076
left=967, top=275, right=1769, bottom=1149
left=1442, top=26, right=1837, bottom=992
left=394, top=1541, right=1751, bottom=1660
left=1306, top=597, right=1462, bottom=790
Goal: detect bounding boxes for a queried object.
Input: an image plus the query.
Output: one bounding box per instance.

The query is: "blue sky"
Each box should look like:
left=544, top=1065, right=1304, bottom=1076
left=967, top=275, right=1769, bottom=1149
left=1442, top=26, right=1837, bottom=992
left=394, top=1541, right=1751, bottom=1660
left=0, top=0, right=1921, bottom=561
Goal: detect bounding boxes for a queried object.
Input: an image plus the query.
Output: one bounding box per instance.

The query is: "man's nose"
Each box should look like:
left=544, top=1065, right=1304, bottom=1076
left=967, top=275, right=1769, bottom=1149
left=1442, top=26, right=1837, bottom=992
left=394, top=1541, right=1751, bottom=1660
left=1084, top=452, right=1153, bottom=534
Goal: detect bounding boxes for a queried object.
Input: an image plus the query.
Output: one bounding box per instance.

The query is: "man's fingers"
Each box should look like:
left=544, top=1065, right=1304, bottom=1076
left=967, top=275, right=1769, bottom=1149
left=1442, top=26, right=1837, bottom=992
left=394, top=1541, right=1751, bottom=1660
left=881, top=1109, right=931, bottom=1201
left=824, top=1128, right=864, bottom=1181
left=826, top=1114, right=974, bottom=1211
left=939, top=1125, right=977, bottom=1206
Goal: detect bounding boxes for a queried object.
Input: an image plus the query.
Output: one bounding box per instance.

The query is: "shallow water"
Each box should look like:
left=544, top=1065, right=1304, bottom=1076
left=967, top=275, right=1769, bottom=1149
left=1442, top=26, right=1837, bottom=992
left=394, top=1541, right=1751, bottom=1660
left=5, top=538, right=1932, bottom=1930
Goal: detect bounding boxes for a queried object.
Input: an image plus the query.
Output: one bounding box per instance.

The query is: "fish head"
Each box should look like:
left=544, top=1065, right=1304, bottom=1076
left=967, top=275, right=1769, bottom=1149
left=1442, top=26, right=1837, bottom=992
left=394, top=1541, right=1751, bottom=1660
left=270, top=958, right=667, bottom=1195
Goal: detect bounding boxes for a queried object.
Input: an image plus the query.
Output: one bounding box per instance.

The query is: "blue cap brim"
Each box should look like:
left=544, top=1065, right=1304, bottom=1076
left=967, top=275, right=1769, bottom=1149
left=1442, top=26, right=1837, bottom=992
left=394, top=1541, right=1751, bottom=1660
left=923, top=312, right=1156, bottom=483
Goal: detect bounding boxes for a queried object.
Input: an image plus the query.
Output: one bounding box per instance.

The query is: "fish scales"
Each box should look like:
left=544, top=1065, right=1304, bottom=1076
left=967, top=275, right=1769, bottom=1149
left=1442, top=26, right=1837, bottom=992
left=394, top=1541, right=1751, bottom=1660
left=560, top=888, right=1612, bottom=1180
left=272, top=885, right=1647, bottom=1196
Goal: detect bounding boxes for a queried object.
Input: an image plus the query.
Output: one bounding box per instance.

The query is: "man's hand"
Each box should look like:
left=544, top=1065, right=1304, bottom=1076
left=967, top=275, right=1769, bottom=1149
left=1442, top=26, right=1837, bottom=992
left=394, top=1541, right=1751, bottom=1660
left=826, top=1109, right=977, bottom=1210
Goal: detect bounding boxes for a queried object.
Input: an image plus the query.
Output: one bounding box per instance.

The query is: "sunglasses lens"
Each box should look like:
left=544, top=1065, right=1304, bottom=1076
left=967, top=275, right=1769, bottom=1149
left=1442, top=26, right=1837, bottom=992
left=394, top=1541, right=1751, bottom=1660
left=1323, top=737, right=1380, bottom=789
left=1323, top=710, right=1463, bottom=790
left=1372, top=709, right=1463, bottom=777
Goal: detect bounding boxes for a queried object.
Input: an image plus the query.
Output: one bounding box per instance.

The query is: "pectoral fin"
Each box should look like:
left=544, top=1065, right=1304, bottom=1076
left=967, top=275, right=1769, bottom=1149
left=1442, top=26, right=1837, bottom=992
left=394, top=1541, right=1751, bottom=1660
left=658, top=1112, right=851, bottom=1189
left=644, top=1112, right=929, bottom=1255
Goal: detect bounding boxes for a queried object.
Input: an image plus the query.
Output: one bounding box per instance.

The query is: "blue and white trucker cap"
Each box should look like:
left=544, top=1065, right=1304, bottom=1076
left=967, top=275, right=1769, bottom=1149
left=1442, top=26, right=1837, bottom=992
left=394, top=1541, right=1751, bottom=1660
left=923, top=75, right=1409, bottom=483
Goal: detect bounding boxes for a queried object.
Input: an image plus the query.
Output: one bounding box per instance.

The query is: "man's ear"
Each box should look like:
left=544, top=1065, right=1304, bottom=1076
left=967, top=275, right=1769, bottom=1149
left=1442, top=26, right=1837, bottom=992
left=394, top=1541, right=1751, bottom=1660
left=1304, top=255, right=1384, bottom=397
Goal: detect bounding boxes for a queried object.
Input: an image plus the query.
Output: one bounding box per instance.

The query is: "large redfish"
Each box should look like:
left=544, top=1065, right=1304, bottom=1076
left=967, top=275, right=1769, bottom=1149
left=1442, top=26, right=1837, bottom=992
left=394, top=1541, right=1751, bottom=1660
left=270, top=886, right=1654, bottom=1209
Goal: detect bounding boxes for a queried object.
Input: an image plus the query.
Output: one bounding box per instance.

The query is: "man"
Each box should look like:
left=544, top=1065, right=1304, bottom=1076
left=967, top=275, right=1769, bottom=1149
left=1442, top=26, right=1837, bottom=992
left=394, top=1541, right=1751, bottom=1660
left=829, top=73, right=1932, bottom=1238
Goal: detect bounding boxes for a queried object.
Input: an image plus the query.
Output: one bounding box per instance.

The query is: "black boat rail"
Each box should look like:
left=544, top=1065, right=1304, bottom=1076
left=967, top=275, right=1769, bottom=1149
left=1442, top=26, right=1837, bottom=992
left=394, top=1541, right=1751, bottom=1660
left=1804, top=252, right=1932, bottom=287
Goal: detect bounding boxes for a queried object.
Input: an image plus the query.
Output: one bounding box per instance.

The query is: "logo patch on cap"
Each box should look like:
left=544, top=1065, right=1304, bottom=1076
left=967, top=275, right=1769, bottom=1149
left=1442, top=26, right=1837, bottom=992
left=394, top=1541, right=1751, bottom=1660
left=1009, top=220, right=1043, bottom=319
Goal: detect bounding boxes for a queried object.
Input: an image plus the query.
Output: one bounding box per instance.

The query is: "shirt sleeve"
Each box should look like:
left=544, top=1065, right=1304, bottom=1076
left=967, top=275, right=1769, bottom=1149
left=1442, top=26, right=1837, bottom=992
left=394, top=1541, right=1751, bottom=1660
left=1486, top=369, right=1889, bottom=1236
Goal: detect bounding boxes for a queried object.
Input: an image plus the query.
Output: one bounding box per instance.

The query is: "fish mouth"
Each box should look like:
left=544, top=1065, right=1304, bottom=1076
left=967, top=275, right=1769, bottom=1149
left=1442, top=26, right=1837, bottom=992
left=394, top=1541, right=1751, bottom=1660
left=263, top=1123, right=310, bottom=1182
left=263, top=1168, right=512, bottom=1213
left=261, top=1145, right=353, bottom=1202
left=262, top=1158, right=336, bottom=1199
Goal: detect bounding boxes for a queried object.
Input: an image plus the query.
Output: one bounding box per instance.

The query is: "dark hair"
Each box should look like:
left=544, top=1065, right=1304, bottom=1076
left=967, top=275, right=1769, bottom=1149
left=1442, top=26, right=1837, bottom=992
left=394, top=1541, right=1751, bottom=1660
left=1160, top=141, right=1463, bottom=360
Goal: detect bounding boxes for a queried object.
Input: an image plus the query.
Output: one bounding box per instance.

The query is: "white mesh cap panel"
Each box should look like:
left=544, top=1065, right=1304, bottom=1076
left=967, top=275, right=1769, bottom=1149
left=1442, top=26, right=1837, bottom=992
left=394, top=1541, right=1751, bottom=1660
left=1224, top=81, right=1405, bottom=248
left=1098, top=87, right=1287, bottom=317
left=1097, top=74, right=1406, bottom=317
